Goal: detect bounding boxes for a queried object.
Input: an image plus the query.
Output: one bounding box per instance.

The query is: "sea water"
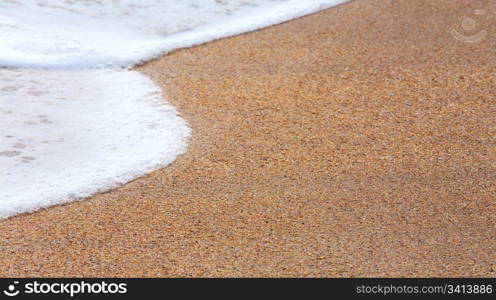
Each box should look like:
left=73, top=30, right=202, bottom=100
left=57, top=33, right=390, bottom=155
left=0, top=0, right=348, bottom=218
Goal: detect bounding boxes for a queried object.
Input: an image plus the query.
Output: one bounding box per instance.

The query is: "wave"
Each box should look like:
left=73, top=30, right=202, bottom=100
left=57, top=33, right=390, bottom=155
left=0, top=0, right=347, bottom=218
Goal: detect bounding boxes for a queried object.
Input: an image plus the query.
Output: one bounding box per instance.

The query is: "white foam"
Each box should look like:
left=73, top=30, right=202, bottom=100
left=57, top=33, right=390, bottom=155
left=0, top=0, right=348, bottom=218
left=0, top=0, right=349, bottom=68
left=0, top=69, right=190, bottom=218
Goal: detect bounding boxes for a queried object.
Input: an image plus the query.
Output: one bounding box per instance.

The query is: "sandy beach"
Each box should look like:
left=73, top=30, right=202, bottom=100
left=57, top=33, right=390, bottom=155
left=0, top=0, right=495, bottom=277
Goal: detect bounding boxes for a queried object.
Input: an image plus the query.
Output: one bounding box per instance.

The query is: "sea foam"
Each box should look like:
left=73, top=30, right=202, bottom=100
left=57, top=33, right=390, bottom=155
left=0, top=0, right=349, bottom=68
left=0, top=0, right=348, bottom=218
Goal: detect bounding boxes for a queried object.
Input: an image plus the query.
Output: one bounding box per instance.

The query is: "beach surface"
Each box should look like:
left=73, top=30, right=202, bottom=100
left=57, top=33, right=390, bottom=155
left=0, top=0, right=495, bottom=277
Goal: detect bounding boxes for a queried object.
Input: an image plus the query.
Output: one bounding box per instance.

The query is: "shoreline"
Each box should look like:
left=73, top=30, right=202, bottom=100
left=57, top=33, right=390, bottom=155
left=0, top=0, right=494, bottom=277
left=0, top=0, right=350, bottom=219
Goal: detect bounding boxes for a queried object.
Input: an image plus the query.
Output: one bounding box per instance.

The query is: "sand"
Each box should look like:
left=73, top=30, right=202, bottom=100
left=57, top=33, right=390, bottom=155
left=0, top=0, right=494, bottom=277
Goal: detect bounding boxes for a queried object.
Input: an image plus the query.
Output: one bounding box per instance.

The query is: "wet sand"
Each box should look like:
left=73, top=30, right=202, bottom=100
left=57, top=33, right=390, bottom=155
left=0, top=0, right=495, bottom=277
